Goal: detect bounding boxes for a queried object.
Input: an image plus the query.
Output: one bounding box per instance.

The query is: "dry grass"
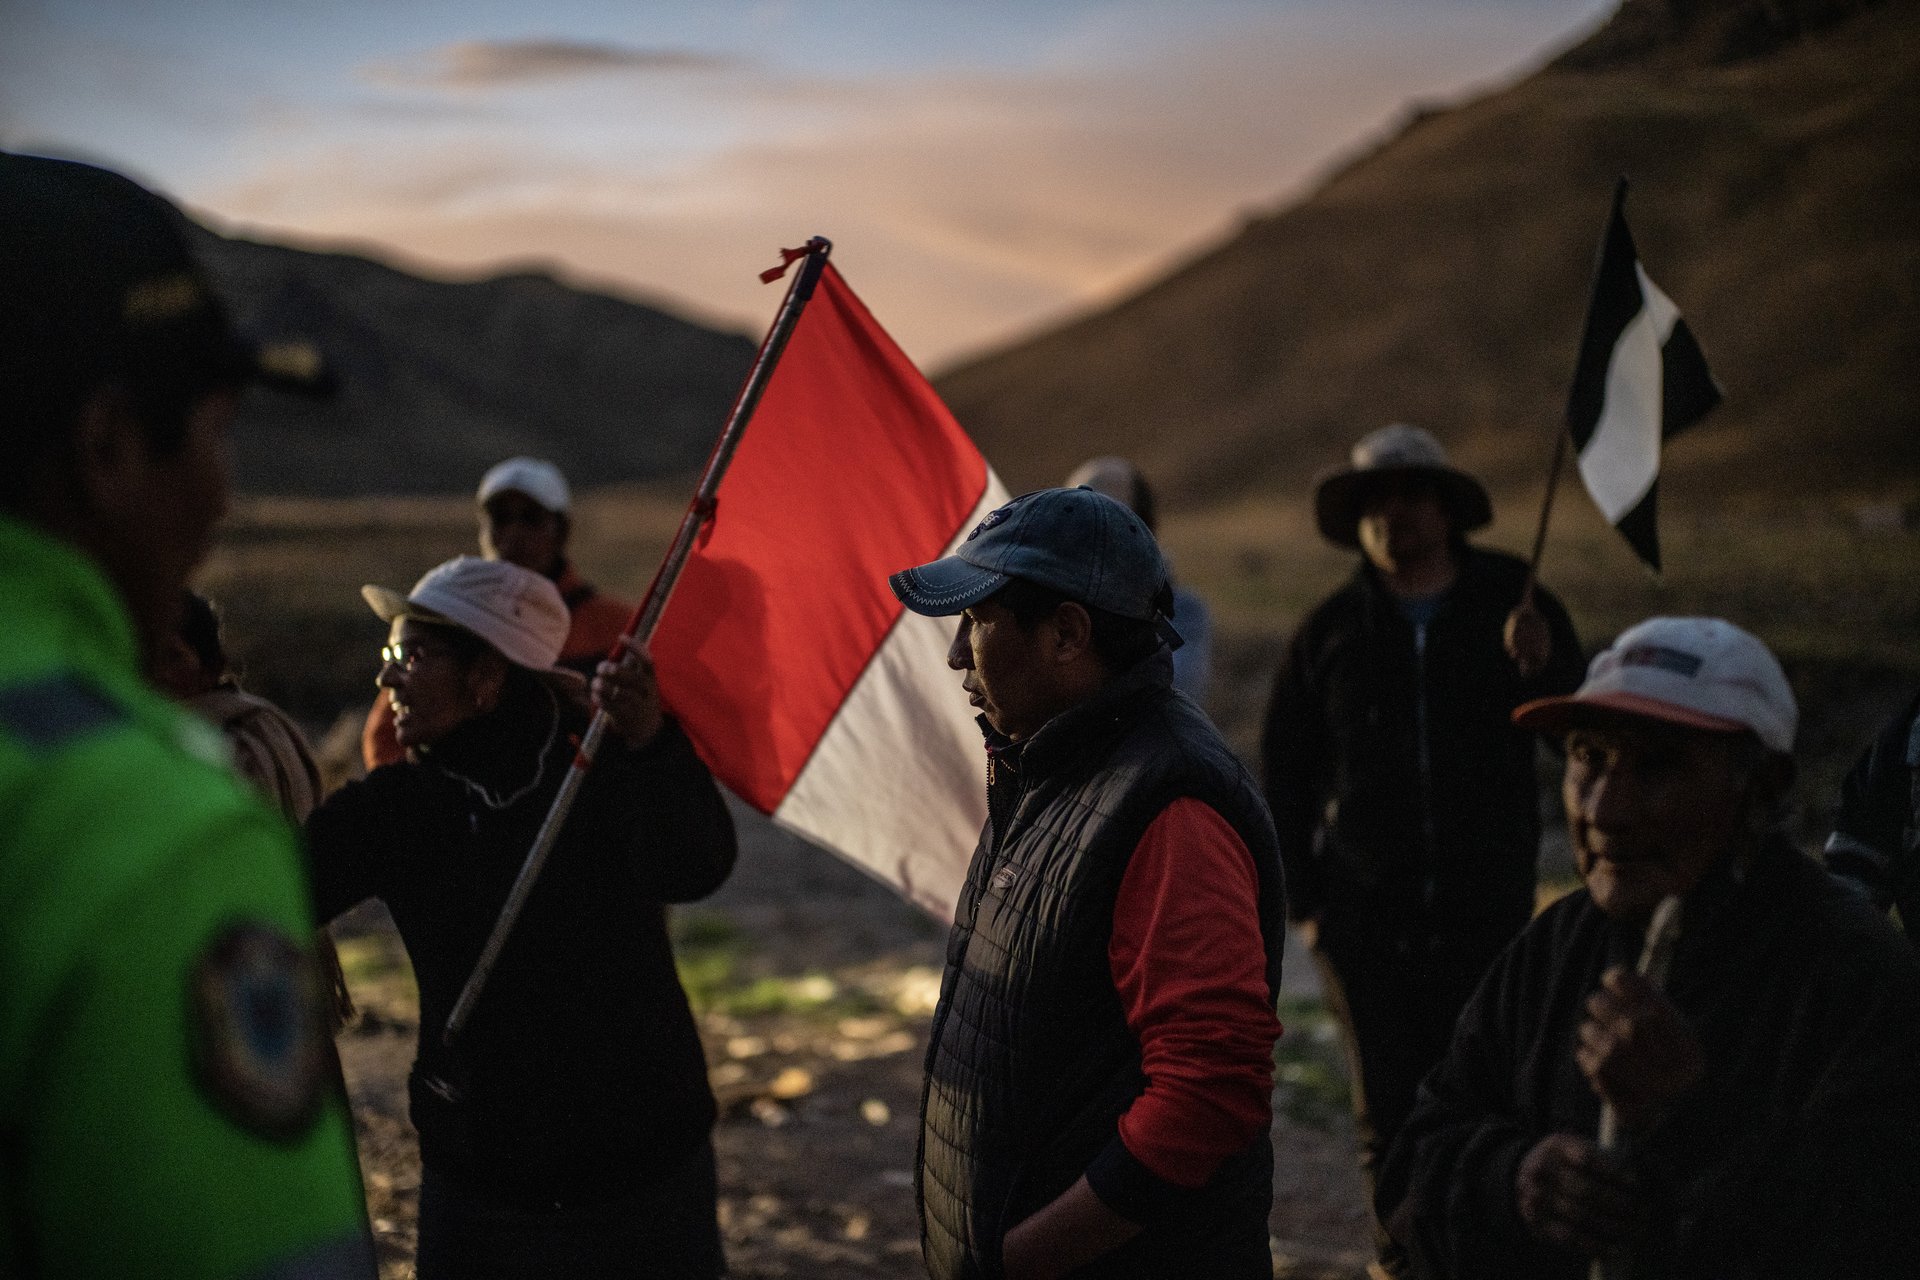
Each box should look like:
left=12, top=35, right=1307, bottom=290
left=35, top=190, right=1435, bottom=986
left=202, top=479, right=1912, bottom=782
left=197, top=486, right=690, bottom=725
left=199, top=483, right=1917, bottom=844
left=1162, top=489, right=1920, bottom=839
left=1167, top=489, right=1920, bottom=662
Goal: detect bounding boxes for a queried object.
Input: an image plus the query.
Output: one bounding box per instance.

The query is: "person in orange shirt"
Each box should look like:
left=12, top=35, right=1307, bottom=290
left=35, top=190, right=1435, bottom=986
left=360, top=457, right=632, bottom=769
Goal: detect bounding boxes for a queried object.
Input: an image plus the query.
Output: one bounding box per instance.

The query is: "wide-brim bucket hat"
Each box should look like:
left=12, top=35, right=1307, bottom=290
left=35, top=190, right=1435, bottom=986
left=1313, top=423, right=1493, bottom=549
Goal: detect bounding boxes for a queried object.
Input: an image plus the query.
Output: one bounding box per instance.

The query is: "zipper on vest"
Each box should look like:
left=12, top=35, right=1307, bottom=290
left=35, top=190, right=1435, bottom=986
left=967, top=748, right=1023, bottom=923
left=987, top=751, right=1018, bottom=857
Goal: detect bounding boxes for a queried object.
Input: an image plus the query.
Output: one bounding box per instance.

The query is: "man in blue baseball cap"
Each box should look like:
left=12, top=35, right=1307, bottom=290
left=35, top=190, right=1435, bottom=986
left=891, top=486, right=1289, bottom=1280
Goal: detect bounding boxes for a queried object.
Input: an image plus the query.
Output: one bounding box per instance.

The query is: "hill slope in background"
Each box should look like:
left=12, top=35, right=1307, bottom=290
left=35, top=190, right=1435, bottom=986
left=191, top=227, right=758, bottom=496
left=935, top=0, right=1919, bottom=508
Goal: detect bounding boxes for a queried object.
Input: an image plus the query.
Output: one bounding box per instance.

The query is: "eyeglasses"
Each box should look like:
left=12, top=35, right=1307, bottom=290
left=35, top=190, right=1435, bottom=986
left=380, top=640, right=450, bottom=671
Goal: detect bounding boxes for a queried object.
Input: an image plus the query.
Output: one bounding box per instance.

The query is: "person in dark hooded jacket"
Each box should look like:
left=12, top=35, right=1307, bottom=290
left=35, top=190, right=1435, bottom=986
left=307, top=555, right=736, bottom=1279
left=1262, top=424, right=1582, bottom=1275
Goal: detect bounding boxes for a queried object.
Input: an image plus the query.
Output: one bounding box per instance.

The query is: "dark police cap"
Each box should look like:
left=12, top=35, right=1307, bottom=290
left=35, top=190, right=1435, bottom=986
left=0, top=150, right=325, bottom=399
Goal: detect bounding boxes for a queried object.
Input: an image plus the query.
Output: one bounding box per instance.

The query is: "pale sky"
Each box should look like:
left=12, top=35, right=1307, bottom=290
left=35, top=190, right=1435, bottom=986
left=1, top=0, right=1613, bottom=368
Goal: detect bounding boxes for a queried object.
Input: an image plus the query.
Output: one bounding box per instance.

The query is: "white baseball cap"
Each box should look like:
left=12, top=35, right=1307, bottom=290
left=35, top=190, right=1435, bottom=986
left=362, top=556, right=570, bottom=672
left=476, top=456, right=571, bottom=515
left=1514, top=616, right=1797, bottom=755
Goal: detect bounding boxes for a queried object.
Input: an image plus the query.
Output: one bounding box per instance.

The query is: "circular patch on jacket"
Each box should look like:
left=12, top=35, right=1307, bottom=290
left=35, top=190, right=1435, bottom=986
left=188, top=923, right=326, bottom=1142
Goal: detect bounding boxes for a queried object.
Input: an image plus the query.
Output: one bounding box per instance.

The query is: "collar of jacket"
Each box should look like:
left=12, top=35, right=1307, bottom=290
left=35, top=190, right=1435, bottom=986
left=1348, top=544, right=1497, bottom=617
left=978, top=648, right=1176, bottom=780
left=416, top=672, right=566, bottom=803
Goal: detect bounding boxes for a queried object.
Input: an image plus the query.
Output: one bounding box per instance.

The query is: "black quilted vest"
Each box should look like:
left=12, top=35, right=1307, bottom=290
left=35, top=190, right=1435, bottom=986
left=918, top=652, right=1287, bottom=1280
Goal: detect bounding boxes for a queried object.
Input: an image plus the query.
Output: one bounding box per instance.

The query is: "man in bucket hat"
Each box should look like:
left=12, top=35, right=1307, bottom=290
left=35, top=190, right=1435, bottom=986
left=891, top=487, right=1288, bottom=1279
left=1377, top=617, right=1920, bottom=1278
left=0, top=151, right=373, bottom=1276
left=1261, top=422, right=1584, bottom=1276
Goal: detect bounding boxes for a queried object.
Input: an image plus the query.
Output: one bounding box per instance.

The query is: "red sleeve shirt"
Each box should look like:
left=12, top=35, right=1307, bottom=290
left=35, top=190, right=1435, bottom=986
left=1106, top=797, right=1283, bottom=1189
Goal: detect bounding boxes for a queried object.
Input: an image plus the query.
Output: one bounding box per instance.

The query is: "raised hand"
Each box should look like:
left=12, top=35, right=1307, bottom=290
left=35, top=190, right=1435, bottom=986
left=592, top=641, right=665, bottom=749
left=1577, top=966, right=1706, bottom=1133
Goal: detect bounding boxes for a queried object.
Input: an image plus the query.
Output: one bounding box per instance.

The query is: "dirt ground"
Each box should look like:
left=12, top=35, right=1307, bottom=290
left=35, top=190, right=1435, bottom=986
left=332, top=799, right=1374, bottom=1280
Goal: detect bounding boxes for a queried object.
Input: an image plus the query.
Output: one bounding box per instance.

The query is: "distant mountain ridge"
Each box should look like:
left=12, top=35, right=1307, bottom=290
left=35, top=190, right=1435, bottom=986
left=935, top=0, right=1919, bottom=508
left=191, top=226, right=757, bottom=496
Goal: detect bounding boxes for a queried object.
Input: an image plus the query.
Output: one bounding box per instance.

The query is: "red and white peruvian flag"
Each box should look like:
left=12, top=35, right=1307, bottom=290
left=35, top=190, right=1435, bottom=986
left=652, top=262, right=1006, bottom=920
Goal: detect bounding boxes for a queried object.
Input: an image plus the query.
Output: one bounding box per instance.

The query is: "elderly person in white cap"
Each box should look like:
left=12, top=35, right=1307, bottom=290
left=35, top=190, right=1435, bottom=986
left=1261, top=423, right=1584, bottom=1274
left=1377, top=617, right=1920, bottom=1280
left=359, top=457, right=634, bottom=769
left=306, top=556, right=736, bottom=1278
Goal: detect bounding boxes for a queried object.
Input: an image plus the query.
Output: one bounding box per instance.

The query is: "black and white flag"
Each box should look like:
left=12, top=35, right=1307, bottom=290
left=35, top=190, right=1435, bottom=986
left=1565, top=180, right=1720, bottom=572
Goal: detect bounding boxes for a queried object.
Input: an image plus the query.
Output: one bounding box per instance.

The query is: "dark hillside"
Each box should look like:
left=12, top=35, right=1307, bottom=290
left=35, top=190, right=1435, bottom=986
left=191, top=227, right=758, bottom=496
left=936, top=0, right=1919, bottom=509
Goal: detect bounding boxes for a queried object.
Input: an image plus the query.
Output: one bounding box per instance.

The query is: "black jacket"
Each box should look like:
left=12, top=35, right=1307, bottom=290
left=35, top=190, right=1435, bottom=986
left=1825, top=689, right=1920, bottom=940
left=919, top=652, right=1286, bottom=1280
left=1377, top=838, right=1920, bottom=1280
left=1261, top=548, right=1582, bottom=953
left=307, top=676, right=736, bottom=1205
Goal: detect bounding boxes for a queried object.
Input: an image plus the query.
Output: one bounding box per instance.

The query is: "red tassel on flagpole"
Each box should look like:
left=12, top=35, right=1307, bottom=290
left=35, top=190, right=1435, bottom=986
left=760, top=245, right=815, bottom=283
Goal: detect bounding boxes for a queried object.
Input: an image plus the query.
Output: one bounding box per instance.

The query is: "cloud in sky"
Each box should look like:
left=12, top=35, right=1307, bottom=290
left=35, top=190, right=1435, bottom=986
left=40, top=1, right=1605, bottom=365
left=363, top=39, right=740, bottom=91
left=209, top=8, right=1595, bottom=366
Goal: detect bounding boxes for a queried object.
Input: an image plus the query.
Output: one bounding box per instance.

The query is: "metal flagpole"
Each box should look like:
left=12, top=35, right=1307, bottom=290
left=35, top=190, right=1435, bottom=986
left=1519, top=426, right=1570, bottom=612
left=438, top=236, right=833, bottom=1055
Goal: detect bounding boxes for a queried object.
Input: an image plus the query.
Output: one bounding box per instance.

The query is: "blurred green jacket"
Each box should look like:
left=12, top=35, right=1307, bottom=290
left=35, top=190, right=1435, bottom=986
left=0, top=514, right=372, bottom=1279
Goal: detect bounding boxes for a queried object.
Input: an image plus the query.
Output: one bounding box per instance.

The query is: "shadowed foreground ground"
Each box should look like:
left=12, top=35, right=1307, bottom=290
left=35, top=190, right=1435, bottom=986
left=332, top=799, right=1373, bottom=1280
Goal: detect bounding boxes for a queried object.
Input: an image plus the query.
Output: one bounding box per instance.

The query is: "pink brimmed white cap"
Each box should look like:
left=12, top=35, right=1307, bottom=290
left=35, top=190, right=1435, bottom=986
left=1513, top=616, right=1796, bottom=755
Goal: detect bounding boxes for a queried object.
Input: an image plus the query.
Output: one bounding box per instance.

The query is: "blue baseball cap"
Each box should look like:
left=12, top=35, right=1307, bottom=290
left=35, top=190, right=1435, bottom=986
left=889, top=487, right=1180, bottom=642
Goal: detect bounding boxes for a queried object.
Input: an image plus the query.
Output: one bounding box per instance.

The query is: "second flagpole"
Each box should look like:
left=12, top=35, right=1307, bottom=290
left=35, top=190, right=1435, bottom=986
left=1522, top=177, right=1629, bottom=612
left=1520, top=423, right=1570, bottom=610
